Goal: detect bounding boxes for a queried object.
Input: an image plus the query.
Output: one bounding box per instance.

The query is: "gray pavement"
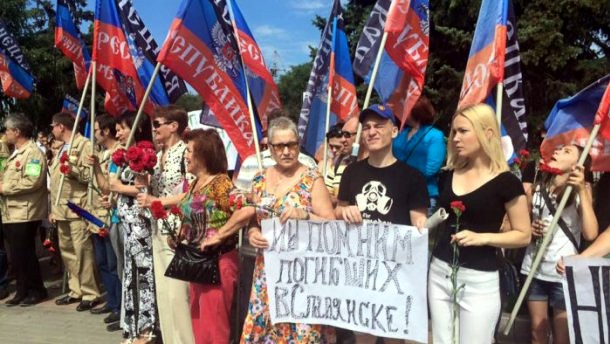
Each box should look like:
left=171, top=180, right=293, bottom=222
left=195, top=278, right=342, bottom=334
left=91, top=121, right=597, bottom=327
left=0, top=258, right=120, bottom=344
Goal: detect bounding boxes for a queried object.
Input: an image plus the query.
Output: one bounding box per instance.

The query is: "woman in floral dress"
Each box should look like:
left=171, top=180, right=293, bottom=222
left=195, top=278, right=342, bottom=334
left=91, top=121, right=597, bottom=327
left=241, top=117, right=336, bottom=344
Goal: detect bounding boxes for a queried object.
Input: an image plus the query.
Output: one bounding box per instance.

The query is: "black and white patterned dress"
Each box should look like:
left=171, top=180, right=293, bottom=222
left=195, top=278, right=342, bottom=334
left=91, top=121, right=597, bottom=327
left=116, top=168, right=157, bottom=339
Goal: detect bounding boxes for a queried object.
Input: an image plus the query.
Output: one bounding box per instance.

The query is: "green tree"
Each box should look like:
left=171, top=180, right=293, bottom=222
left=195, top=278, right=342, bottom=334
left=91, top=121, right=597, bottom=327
left=0, top=0, right=94, bottom=133
left=175, top=93, right=202, bottom=112
left=277, top=62, right=313, bottom=122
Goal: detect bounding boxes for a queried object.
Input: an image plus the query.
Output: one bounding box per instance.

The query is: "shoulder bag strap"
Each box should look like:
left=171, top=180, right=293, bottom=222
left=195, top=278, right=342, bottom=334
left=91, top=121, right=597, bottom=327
left=540, top=187, right=580, bottom=251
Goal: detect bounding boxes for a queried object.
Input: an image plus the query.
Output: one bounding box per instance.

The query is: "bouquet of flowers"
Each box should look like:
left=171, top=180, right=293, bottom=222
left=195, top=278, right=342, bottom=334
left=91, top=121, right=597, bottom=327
left=511, top=149, right=530, bottom=173
left=111, top=141, right=157, bottom=174
left=150, top=200, right=182, bottom=240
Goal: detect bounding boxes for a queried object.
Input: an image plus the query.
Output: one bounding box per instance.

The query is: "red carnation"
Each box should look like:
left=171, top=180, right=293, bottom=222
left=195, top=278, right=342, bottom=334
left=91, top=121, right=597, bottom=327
left=519, top=149, right=530, bottom=159
left=60, top=152, right=69, bottom=164
left=98, top=227, right=110, bottom=238
left=136, top=141, right=155, bottom=150
left=450, top=200, right=466, bottom=216
left=129, top=160, right=145, bottom=173
left=513, top=157, right=522, bottom=167
left=170, top=205, right=182, bottom=216
left=112, top=149, right=126, bottom=166
left=59, top=164, right=71, bottom=175
left=43, top=239, right=52, bottom=248
left=236, top=197, right=243, bottom=210
left=48, top=246, right=56, bottom=253
left=150, top=200, right=168, bottom=220
left=540, top=162, right=563, bottom=175
left=126, top=146, right=142, bottom=162
left=228, top=194, right=236, bottom=208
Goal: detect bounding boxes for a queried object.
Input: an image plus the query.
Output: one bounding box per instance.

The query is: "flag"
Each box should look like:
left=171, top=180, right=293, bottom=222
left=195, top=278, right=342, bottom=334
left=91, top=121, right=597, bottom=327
left=299, top=0, right=360, bottom=156
left=228, top=0, right=281, bottom=129
left=114, top=0, right=187, bottom=105
left=541, top=75, right=610, bottom=171
left=55, top=0, right=91, bottom=89
left=0, top=20, right=34, bottom=98
left=457, top=0, right=508, bottom=109
left=94, top=0, right=153, bottom=115
left=158, top=0, right=256, bottom=159
left=353, top=0, right=429, bottom=127
left=0, top=20, right=31, bottom=73
left=483, top=0, right=528, bottom=157
left=0, top=51, right=34, bottom=99
left=62, top=94, right=89, bottom=118
left=595, top=79, right=610, bottom=142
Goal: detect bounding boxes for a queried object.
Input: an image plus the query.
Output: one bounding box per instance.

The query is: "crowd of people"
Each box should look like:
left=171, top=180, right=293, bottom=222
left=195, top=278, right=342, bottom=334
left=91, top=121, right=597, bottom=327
left=0, top=99, right=609, bottom=344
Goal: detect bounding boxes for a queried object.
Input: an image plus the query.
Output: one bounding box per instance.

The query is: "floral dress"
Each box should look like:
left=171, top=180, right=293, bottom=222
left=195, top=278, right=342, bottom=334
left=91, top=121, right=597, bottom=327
left=241, top=168, right=336, bottom=344
left=116, top=168, right=157, bottom=339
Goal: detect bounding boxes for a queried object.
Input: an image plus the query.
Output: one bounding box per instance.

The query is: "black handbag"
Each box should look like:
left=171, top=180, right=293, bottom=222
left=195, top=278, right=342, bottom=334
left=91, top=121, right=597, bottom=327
left=496, top=249, right=521, bottom=309
left=164, top=243, right=220, bottom=285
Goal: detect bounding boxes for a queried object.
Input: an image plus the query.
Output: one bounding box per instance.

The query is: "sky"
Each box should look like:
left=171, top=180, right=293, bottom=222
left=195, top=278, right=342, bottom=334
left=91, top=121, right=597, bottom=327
left=85, top=0, right=341, bottom=73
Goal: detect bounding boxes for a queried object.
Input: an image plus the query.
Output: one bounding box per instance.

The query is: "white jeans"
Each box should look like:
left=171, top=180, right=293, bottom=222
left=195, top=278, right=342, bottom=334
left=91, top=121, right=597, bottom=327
left=428, top=257, right=501, bottom=344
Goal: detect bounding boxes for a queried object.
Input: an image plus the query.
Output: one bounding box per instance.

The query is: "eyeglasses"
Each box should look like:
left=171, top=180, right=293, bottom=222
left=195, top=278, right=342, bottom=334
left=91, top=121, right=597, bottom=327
left=326, top=129, right=356, bottom=139
left=269, top=141, right=299, bottom=152
left=152, top=120, right=172, bottom=129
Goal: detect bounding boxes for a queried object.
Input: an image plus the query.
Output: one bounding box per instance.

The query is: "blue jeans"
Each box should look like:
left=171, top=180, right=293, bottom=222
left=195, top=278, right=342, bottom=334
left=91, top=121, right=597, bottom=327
left=92, top=233, right=121, bottom=312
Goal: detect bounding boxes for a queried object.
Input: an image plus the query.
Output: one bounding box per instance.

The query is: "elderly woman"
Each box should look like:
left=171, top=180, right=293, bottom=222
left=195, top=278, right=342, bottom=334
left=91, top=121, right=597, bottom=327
left=138, top=129, right=239, bottom=343
left=0, top=113, right=48, bottom=306
left=240, top=116, right=336, bottom=343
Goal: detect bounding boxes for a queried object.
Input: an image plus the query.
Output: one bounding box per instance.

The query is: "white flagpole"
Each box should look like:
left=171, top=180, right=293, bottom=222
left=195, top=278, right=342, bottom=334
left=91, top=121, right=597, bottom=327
left=503, top=123, right=602, bottom=335
left=124, top=62, right=162, bottom=148
left=87, top=61, right=97, bottom=206
left=229, top=14, right=263, bottom=171
left=54, top=67, right=92, bottom=206
left=352, top=31, right=389, bottom=158
left=496, top=83, right=503, bottom=127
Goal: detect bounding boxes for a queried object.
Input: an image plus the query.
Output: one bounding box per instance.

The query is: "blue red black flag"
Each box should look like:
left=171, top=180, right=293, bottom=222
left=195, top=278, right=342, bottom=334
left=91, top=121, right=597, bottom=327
left=298, top=0, right=359, bottom=156
left=114, top=0, right=187, bottom=105
left=542, top=75, right=610, bottom=171
left=55, top=0, right=91, bottom=89
left=353, top=0, right=429, bottom=127
left=158, top=0, right=256, bottom=159
left=0, top=20, right=34, bottom=98
left=458, top=0, right=508, bottom=109
left=228, top=0, right=281, bottom=129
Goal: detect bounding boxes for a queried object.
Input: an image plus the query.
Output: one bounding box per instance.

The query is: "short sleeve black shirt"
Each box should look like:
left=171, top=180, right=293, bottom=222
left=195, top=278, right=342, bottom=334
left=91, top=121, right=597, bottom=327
left=433, top=171, right=525, bottom=271
left=338, top=159, right=429, bottom=225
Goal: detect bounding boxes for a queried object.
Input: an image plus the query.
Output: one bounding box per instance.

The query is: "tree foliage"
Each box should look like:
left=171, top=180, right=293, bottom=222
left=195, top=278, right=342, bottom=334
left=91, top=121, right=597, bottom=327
left=282, top=0, right=609, bottom=147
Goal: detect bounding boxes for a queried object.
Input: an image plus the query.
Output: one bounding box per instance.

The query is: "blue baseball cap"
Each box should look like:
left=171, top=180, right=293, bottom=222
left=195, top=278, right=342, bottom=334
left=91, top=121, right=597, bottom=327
left=358, top=104, right=396, bottom=125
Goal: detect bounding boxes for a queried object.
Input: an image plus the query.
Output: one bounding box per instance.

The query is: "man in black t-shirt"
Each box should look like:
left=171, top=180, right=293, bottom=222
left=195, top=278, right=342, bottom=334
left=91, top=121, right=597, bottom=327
left=335, top=104, right=429, bottom=344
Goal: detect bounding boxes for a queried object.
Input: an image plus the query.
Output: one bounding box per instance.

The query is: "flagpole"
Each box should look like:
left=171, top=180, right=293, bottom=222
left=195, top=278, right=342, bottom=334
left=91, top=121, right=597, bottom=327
left=125, top=62, right=162, bottom=148
left=229, top=16, right=263, bottom=171
left=352, top=31, right=389, bottom=158
left=87, top=61, right=97, bottom=207
left=495, top=83, right=503, bottom=126
left=54, top=67, right=93, bottom=206
left=323, top=85, right=332, bottom=178
left=502, top=123, right=601, bottom=335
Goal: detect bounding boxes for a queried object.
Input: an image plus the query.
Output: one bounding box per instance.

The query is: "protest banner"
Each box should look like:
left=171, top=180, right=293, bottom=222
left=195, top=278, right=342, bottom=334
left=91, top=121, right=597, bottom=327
left=562, top=256, right=610, bottom=344
left=262, top=218, right=429, bottom=342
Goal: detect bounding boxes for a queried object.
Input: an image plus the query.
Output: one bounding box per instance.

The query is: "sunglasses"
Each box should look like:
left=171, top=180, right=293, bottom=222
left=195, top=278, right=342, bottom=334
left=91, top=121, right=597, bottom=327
left=152, top=120, right=173, bottom=129
left=269, top=141, right=299, bottom=152
left=326, top=129, right=356, bottom=139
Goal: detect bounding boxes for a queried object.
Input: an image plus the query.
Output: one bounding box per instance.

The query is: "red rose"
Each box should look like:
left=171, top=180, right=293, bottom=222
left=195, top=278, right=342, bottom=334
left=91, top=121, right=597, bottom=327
left=450, top=200, right=466, bottom=215
left=59, top=164, right=72, bottom=175
left=112, top=149, right=126, bottom=166
left=136, top=141, right=155, bottom=150
left=60, top=152, right=69, bottom=164
left=150, top=200, right=168, bottom=220
left=98, top=227, right=110, bottom=238
left=143, top=150, right=157, bottom=170
left=519, top=149, right=530, bottom=159
left=126, top=146, right=142, bottom=163
left=170, top=205, right=182, bottom=216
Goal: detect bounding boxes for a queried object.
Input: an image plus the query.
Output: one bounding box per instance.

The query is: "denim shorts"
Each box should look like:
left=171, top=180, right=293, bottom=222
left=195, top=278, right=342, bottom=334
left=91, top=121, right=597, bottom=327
left=527, top=278, right=566, bottom=310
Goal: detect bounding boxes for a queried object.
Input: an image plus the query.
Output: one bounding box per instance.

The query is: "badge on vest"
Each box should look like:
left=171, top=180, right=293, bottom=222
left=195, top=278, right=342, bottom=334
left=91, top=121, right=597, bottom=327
left=25, top=160, right=42, bottom=177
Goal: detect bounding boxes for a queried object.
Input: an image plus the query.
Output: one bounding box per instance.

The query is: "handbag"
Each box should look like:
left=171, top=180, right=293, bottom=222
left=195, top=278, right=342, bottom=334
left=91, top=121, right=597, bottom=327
left=496, top=249, right=521, bottom=309
left=164, top=243, right=220, bottom=285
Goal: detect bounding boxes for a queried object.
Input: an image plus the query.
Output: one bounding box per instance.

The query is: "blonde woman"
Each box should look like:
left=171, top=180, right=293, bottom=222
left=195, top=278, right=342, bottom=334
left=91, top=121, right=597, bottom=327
left=428, top=104, right=531, bottom=343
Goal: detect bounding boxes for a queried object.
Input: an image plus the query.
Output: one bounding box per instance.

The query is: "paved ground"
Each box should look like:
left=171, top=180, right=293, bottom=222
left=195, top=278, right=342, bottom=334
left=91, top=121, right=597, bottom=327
left=0, top=257, right=121, bottom=344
